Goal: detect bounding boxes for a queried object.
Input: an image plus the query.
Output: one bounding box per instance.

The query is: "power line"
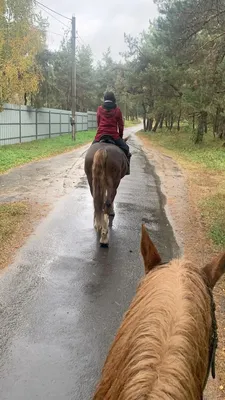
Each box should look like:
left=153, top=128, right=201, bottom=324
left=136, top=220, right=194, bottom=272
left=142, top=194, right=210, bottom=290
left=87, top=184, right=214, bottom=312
left=77, top=32, right=88, bottom=47
left=35, top=0, right=71, bottom=21
left=47, top=30, right=65, bottom=37
left=37, top=3, right=70, bottom=28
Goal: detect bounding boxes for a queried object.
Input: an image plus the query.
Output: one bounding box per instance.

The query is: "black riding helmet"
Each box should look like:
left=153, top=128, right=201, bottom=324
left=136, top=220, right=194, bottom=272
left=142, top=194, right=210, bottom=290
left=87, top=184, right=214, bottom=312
left=103, top=91, right=117, bottom=110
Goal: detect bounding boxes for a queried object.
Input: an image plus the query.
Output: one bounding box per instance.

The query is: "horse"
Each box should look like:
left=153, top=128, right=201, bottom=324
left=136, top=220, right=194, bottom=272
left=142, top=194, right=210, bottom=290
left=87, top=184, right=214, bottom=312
left=84, top=136, right=130, bottom=247
left=92, top=225, right=225, bottom=399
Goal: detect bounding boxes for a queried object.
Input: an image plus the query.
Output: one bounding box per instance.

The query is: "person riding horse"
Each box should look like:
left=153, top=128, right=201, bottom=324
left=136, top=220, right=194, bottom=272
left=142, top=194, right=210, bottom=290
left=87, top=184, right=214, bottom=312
left=93, top=92, right=131, bottom=175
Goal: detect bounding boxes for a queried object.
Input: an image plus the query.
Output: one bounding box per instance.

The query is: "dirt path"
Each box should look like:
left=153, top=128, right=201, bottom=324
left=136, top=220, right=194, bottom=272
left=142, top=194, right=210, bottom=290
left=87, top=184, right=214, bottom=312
left=138, top=134, right=225, bottom=400
left=0, top=144, right=90, bottom=269
left=0, top=144, right=90, bottom=205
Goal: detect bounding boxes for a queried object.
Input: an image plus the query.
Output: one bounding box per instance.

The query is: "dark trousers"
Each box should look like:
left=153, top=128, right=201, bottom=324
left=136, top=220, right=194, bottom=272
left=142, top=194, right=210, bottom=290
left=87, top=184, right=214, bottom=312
left=93, top=137, right=130, bottom=158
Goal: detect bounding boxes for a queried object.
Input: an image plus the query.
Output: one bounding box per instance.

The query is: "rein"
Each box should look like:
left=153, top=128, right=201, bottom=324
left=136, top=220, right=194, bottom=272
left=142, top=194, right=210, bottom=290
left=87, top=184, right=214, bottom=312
left=203, top=286, right=218, bottom=388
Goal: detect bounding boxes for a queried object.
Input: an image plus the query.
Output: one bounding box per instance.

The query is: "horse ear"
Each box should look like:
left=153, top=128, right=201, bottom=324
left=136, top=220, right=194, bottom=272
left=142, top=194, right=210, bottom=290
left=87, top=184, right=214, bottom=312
left=203, top=253, right=225, bottom=288
left=141, top=224, right=162, bottom=275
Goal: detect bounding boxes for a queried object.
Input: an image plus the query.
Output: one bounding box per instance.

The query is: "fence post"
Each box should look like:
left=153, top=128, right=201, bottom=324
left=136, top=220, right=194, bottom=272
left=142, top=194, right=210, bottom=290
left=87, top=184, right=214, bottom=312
left=35, top=109, right=38, bottom=140
left=19, top=106, right=22, bottom=143
left=49, top=110, right=51, bottom=138
left=60, top=112, right=62, bottom=135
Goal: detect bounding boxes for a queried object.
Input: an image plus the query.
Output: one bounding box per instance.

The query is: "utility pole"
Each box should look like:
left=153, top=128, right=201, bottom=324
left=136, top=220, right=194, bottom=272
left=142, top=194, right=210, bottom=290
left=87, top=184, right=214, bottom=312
left=71, top=15, right=76, bottom=140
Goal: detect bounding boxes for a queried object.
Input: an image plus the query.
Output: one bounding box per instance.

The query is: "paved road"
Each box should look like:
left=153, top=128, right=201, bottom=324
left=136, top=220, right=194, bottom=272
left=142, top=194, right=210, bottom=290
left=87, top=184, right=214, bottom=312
left=0, top=130, right=179, bottom=400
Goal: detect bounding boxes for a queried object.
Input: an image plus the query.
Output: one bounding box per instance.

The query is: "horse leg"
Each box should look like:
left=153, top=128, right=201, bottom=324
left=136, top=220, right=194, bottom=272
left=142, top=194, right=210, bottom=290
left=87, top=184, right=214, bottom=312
left=105, top=177, right=118, bottom=217
left=94, top=210, right=103, bottom=232
left=94, top=211, right=98, bottom=231
left=105, top=186, right=117, bottom=218
left=100, top=213, right=109, bottom=247
left=108, top=202, right=115, bottom=217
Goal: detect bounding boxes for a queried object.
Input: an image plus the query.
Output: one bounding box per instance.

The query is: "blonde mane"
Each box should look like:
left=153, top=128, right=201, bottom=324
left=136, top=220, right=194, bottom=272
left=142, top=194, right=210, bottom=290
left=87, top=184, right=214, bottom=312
left=93, top=260, right=212, bottom=400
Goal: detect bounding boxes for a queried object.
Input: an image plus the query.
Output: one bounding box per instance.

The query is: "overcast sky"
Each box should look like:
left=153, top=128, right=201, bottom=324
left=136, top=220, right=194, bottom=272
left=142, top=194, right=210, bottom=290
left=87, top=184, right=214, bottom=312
left=37, top=0, right=158, bottom=61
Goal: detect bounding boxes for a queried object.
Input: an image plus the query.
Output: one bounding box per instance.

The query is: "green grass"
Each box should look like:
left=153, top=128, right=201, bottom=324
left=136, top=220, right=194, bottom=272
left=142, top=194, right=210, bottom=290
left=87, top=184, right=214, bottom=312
left=0, top=130, right=95, bottom=173
left=140, top=127, right=225, bottom=171
left=125, top=119, right=140, bottom=128
left=200, top=194, right=225, bottom=247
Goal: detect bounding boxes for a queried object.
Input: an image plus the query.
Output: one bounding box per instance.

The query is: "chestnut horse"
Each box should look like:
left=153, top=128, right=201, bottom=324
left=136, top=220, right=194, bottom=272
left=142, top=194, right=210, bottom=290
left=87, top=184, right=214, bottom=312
left=84, top=137, right=129, bottom=247
left=93, top=225, right=225, bottom=399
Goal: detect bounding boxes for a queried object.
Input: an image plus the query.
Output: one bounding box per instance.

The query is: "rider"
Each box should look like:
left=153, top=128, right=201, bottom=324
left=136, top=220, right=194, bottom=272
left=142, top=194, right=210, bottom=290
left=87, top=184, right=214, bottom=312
left=93, top=91, right=131, bottom=175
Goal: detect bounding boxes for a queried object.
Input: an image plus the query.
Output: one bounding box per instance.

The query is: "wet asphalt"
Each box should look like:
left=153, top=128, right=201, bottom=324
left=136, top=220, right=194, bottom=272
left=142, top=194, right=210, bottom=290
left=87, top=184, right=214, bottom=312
left=0, top=131, right=179, bottom=400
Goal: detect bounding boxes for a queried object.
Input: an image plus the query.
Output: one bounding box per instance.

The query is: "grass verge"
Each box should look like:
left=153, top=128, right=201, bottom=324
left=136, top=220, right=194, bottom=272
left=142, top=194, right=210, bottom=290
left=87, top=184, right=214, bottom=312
left=0, top=202, right=38, bottom=269
left=138, top=128, right=225, bottom=249
left=0, top=203, right=29, bottom=243
left=140, top=127, right=224, bottom=170
left=0, top=130, right=95, bottom=174
left=0, top=201, right=49, bottom=269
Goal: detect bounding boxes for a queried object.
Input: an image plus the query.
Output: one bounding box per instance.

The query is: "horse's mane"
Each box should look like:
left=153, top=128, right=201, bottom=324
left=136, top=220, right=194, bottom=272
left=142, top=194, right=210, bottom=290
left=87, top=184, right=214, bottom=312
left=93, top=259, right=211, bottom=400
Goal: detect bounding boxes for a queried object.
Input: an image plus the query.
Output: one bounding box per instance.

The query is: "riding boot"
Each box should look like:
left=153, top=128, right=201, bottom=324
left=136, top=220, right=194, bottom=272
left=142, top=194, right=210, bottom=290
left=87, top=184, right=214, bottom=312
left=126, top=153, right=131, bottom=175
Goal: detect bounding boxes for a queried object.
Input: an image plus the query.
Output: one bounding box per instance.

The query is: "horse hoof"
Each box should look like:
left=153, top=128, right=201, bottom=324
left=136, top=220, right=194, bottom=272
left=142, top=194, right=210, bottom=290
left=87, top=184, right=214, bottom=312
left=100, top=242, right=109, bottom=248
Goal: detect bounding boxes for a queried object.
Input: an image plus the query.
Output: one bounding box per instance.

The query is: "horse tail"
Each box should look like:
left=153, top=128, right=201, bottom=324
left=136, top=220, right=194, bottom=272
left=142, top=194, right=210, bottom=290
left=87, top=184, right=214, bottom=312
left=92, top=148, right=107, bottom=226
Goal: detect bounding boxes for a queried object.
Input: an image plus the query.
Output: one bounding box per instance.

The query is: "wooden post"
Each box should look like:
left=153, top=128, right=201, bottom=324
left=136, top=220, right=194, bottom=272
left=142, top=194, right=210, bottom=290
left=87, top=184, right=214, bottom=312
left=49, top=110, right=51, bottom=138
left=19, top=106, right=22, bottom=143
left=36, top=109, right=38, bottom=140
left=71, top=16, right=76, bottom=140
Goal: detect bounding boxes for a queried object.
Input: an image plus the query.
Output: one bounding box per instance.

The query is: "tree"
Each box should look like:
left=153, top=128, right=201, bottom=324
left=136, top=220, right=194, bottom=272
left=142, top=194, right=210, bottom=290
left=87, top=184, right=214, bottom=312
left=119, top=0, right=225, bottom=141
left=76, top=44, right=95, bottom=111
left=0, top=0, right=47, bottom=106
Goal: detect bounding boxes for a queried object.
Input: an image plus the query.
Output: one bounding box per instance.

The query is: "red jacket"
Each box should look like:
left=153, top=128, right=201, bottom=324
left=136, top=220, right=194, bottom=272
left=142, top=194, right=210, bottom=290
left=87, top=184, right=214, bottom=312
left=95, top=106, right=124, bottom=141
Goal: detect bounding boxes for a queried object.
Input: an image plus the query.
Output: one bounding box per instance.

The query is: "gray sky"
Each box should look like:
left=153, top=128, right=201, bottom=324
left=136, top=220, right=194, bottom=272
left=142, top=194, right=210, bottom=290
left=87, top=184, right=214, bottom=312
left=37, top=0, right=158, bottom=60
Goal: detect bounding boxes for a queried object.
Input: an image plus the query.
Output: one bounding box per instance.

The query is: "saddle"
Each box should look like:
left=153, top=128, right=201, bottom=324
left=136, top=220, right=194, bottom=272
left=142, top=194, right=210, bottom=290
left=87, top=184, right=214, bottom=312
left=99, top=135, right=116, bottom=145
left=94, top=135, right=130, bottom=175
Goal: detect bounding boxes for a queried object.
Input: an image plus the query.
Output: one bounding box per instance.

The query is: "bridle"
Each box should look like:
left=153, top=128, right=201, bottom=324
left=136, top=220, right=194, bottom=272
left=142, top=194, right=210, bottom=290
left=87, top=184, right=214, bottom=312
left=158, top=261, right=218, bottom=396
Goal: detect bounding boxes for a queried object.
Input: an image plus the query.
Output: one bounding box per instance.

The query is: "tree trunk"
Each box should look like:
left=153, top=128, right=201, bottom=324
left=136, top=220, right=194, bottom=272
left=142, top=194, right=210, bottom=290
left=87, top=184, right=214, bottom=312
left=146, top=117, right=153, bottom=131
left=213, top=106, right=225, bottom=138
left=213, top=107, right=220, bottom=137
left=204, top=113, right=208, bottom=133
left=218, top=114, right=225, bottom=139
left=177, top=108, right=182, bottom=131
left=194, top=111, right=207, bottom=144
left=169, top=112, right=174, bottom=130
left=142, top=103, right=147, bottom=132
left=165, top=116, right=168, bottom=128
left=143, top=118, right=147, bottom=131
left=159, top=113, right=164, bottom=129
left=192, top=114, right=195, bottom=131
left=152, top=116, right=161, bottom=132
